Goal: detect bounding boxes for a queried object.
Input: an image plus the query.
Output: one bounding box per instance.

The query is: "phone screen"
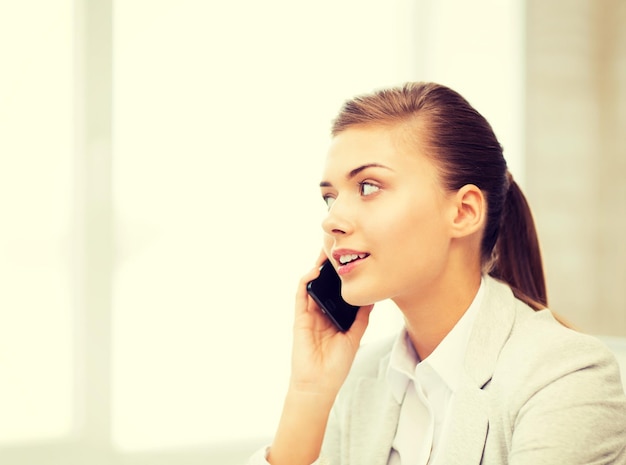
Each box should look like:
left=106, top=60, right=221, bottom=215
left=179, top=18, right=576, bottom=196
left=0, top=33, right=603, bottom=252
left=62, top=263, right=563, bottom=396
left=306, top=260, right=360, bottom=331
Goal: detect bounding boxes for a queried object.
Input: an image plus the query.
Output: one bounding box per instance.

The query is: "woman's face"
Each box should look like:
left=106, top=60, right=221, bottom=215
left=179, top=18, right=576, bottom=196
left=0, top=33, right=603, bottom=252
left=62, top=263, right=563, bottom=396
left=320, top=124, right=458, bottom=308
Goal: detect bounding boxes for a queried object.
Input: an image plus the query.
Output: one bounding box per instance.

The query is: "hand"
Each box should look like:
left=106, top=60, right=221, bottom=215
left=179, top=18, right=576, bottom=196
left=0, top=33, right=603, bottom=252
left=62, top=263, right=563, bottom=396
left=289, top=250, right=374, bottom=397
left=266, top=251, right=373, bottom=465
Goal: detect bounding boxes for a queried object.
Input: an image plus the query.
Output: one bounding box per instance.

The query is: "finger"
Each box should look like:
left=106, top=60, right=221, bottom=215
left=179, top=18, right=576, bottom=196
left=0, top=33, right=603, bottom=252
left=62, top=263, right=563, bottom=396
left=296, top=267, right=320, bottom=301
left=314, top=248, right=329, bottom=267
left=295, top=264, right=324, bottom=317
left=295, top=250, right=329, bottom=306
left=346, top=304, right=374, bottom=343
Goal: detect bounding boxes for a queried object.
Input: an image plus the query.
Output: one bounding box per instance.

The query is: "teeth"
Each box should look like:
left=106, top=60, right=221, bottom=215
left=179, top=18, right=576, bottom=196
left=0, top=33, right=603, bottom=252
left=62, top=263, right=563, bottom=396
left=339, top=253, right=367, bottom=264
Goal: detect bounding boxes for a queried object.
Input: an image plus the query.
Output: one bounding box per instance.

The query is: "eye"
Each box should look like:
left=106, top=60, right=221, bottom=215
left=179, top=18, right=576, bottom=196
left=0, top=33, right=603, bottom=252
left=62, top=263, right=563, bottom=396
left=359, top=181, right=380, bottom=197
left=323, top=195, right=336, bottom=209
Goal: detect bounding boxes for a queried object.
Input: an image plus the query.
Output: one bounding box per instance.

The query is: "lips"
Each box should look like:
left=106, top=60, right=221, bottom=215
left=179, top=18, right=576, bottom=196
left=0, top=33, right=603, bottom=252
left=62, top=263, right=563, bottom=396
left=332, top=249, right=370, bottom=275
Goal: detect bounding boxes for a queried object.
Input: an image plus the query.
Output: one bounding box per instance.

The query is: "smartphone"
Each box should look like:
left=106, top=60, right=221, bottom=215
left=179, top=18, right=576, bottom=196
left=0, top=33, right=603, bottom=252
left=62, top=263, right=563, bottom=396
left=306, top=260, right=360, bottom=332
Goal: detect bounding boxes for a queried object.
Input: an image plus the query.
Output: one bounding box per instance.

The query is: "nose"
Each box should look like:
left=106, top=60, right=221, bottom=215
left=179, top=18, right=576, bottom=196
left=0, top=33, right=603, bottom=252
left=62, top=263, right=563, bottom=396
left=321, top=199, right=353, bottom=236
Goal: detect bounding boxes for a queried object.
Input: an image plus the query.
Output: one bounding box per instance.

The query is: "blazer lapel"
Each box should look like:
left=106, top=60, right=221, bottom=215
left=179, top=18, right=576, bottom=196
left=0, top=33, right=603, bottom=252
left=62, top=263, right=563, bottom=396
left=436, top=276, right=518, bottom=465
left=344, top=277, right=518, bottom=465
left=349, top=373, right=401, bottom=465
left=434, top=381, right=489, bottom=464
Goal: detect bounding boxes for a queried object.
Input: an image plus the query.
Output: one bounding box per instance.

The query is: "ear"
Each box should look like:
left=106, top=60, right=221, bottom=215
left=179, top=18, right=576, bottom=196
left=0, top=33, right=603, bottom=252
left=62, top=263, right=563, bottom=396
left=449, top=184, right=486, bottom=238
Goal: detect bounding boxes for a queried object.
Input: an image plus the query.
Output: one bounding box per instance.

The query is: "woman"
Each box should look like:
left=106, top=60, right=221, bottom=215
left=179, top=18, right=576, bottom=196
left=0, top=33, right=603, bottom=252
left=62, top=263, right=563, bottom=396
left=248, top=82, right=626, bottom=465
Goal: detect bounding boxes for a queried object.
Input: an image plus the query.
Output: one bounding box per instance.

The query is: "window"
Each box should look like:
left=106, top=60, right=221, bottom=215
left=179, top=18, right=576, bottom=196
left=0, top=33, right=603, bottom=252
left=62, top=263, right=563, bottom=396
left=111, top=0, right=415, bottom=454
left=0, top=0, right=74, bottom=446
left=0, top=1, right=524, bottom=463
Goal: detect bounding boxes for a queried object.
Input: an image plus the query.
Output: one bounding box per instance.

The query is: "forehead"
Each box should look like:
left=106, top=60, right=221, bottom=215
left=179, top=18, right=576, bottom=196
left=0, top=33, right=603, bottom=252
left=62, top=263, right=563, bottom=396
left=323, top=124, right=430, bottom=175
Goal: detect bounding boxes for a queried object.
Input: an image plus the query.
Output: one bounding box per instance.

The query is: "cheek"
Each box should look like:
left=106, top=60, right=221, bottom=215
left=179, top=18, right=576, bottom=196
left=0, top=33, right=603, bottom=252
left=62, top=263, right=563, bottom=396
left=322, top=235, right=333, bottom=259
left=377, top=202, right=450, bottom=258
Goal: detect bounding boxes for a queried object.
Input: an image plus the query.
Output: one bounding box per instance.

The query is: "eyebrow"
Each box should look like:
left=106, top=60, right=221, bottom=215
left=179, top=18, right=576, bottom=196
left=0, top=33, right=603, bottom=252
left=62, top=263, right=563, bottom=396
left=319, top=163, right=394, bottom=187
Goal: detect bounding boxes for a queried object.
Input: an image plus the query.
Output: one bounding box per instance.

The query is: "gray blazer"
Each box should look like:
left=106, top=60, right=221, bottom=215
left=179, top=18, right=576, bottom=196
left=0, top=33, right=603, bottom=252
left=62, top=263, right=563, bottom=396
left=318, top=276, right=626, bottom=465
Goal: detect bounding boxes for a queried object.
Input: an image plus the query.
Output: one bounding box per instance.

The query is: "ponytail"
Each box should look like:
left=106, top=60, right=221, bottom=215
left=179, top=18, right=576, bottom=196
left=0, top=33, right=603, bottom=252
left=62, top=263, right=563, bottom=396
left=488, top=176, right=547, bottom=310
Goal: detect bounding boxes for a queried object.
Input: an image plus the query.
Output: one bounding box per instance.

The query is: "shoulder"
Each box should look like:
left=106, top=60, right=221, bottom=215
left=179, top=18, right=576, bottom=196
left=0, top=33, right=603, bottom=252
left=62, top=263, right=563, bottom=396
left=473, top=276, right=625, bottom=408
left=490, top=295, right=626, bottom=412
left=486, top=299, right=626, bottom=462
left=505, top=303, right=619, bottom=382
left=479, top=276, right=620, bottom=384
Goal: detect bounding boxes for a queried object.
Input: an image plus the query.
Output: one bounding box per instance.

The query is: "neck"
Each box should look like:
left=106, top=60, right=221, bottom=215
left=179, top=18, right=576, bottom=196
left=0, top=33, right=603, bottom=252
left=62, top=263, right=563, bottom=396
left=394, top=270, right=482, bottom=360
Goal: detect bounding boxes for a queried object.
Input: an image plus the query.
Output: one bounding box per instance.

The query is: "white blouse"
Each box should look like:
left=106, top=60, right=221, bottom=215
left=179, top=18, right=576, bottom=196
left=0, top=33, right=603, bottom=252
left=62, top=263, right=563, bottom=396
left=386, top=279, right=484, bottom=465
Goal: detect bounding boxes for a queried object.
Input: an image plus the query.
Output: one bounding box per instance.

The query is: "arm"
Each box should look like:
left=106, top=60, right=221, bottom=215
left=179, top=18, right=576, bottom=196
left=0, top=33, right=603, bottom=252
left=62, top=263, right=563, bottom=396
left=266, top=254, right=373, bottom=465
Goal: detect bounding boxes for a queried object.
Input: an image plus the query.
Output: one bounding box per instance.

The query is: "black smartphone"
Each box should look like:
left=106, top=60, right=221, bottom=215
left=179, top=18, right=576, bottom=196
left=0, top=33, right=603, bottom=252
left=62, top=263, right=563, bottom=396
left=306, top=260, right=360, bottom=332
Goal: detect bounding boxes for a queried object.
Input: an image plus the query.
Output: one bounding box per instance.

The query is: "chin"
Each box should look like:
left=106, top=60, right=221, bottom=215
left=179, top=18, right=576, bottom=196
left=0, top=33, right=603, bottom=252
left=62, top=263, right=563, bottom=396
left=341, top=290, right=378, bottom=307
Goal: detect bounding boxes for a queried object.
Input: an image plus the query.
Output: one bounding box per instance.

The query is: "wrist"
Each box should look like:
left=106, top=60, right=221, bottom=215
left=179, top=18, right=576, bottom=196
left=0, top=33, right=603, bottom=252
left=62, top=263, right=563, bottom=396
left=286, top=382, right=338, bottom=407
left=268, top=385, right=336, bottom=465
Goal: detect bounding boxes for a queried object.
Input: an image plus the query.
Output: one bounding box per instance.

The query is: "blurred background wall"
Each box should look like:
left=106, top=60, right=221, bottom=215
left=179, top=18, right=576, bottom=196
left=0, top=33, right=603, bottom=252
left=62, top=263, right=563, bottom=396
left=525, top=0, right=626, bottom=335
left=0, top=1, right=623, bottom=464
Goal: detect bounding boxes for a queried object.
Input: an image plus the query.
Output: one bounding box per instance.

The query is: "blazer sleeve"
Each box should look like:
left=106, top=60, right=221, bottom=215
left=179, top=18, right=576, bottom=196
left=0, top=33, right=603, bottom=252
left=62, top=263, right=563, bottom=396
left=507, top=332, right=626, bottom=465
left=245, top=445, right=329, bottom=465
left=245, top=446, right=272, bottom=465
